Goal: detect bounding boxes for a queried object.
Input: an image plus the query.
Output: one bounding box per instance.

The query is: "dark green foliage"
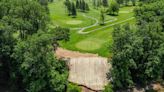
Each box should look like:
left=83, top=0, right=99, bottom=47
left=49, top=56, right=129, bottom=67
left=102, top=0, right=108, bottom=7
left=76, top=0, right=80, bottom=9
left=107, top=0, right=119, bottom=15
left=77, top=0, right=89, bottom=12
left=71, top=2, right=77, bottom=17
left=103, top=83, right=113, bottom=92
left=110, top=0, right=164, bottom=90
left=53, top=27, right=70, bottom=42
left=0, top=0, right=69, bottom=91
left=64, top=0, right=72, bottom=15
left=131, top=0, right=136, bottom=6
left=37, top=0, right=49, bottom=13
left=64, top=0, right=77, bottom=16
left=12, top=32, right=68, bottom=92
left=100, top=9, right=105, bottom=25
left=0, top=22, right=17, bottom=91
left=110, top=24, right=135, bottom=89
left=115, top=0, right=124, bottom=5
left=67, top=83, right=81, bottom=92
left=81, top=0, right=86, bottom=11
left=0, top=0, right=49, bottom=39
left=85, top=3, right=90, bottom=11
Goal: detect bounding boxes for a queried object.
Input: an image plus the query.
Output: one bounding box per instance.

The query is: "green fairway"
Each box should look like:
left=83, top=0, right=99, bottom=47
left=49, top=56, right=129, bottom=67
left=49, top=0, right=135, bottom=57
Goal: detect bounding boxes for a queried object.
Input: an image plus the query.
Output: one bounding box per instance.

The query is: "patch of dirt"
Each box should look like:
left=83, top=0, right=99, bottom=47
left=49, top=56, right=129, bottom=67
left=152, top=83, right=164, bottom=92
left=55, top=48, right=99, bottom=58
left=68, top=57, right=111, bottom=91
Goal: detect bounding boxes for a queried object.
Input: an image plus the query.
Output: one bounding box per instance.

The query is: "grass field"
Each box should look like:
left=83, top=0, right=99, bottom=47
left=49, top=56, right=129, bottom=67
left=49, top=0, right=135, bottom=57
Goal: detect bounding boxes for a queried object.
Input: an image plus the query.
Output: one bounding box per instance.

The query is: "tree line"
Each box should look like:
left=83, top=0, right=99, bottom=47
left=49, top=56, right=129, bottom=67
left=0, top=0, right=70, bottom=91
left=106, top=0, right=164, bottom=91
left=64, top=0, right=89, bottom=17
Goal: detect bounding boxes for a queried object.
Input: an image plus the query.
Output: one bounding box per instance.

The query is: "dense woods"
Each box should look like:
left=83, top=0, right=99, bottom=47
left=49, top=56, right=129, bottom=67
left=110, top=0, right=164, bottom=91
left=0, top=0, right=68, bottom=91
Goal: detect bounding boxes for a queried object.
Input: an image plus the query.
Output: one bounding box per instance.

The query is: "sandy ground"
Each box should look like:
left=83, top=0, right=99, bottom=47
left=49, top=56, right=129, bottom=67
left=68, top=57, right=110, bottom=91
left=55, top=48, right=111, bottom=91
left=55, top=48, right=99, bottom=58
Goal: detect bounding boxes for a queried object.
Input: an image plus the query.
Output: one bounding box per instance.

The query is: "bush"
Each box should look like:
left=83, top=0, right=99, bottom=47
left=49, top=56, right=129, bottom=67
left=103, top=83, right=113, bottom=92
left=67, top=83, right=81, bottom=92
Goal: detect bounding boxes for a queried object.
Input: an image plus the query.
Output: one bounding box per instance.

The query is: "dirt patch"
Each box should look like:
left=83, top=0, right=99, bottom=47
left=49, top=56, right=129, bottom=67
left=55, top=48, right=111, bottom=91
left=55, top=48, right=99, bottom=58
left=68, top=57, right=111, bottom=91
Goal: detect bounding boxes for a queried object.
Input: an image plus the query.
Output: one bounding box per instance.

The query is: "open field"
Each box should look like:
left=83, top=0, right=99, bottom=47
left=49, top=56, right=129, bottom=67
left=49, top=0, right=135, bottom=57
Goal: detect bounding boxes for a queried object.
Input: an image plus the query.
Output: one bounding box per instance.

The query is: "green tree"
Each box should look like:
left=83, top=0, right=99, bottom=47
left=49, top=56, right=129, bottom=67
left=115, top=0, right=124, bottom=5
left=109, top=0, right=164, bottom=90
left=12, top=32, right=68, bottom=92
left=53, top=27, right=70, bottom=42
left=71, top=2, right=77, bottom=17
left=110, top=24, right=135, bottom=89
left=100, top=9, right=105, bottom=25
left=64, top=0, right=72, bottom=15
left=107, top=0, right=119, bottom=15
left=67, top=83, right=81, bottom=92
left=1, top=0, right=48, bottom=39
left=102, top=0, right=108, bottom=7
left=131, top=0, right=136, bottom=6
left=37, top=0, right=49, bottom=13
left=81, top=0, right=86, bottom=12
left=85, top=3, right=90, bottom=11
left=76, top=0, right=80, bottom=9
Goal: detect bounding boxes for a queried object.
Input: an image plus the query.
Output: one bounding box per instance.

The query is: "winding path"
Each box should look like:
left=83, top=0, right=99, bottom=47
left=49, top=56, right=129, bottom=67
left=71, top=11, right=134, bottom=34
left=71, top=14, right=118, bottom=33
left=78, top=17, right=134, bottom=34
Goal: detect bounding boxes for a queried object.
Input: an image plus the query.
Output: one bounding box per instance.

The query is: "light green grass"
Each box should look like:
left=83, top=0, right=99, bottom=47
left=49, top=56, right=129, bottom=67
left=49, top=0, right=136, bottom=57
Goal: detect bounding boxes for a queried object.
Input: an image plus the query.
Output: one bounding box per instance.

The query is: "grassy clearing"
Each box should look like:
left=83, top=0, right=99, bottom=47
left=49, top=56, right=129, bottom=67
left=49, top=0, right=136, bottom=57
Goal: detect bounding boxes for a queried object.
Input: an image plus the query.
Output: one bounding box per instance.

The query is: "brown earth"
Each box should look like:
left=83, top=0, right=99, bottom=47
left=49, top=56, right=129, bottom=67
left=55, top=48, right=99, bottom=58
left=55, top=48, right=111, bottom=91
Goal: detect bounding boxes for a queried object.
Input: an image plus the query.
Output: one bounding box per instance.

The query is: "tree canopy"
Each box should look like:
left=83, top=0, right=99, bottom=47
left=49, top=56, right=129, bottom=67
left=110, top=0, right=164, bottom=90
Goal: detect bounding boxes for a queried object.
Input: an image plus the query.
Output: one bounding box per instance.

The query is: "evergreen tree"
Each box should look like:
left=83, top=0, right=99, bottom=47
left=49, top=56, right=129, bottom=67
left=76, top=0, right=80, bottom=9
left=85, top=3, right=90, bottom=11
left=93, top=0, right=96, bottom=8
left=100, top=9, right=105, bottom=25
left=81, top=0, right=86, bottom=12
left=64, top=0, right=72, bottom=15
left=115, top=0, right=124, bottom=5
left=71, top=2, right=77, bottom=17
left=131, top=0, right=136, bottom=6
left=102, top=0, right=108, bottom=7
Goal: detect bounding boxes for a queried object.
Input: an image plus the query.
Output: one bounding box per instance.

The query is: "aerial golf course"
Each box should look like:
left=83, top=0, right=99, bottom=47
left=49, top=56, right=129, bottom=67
left=49, top=0, right=135, bottom=57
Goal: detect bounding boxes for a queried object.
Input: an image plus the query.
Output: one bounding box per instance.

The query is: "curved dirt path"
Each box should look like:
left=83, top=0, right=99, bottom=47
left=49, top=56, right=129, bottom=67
left=71, top=11, right=134, bottom=34
left=78, top=17, right=134, bottom=34
left=71, top=14, right=118, bottom=32
left=70, top=14, right=99, bottom=30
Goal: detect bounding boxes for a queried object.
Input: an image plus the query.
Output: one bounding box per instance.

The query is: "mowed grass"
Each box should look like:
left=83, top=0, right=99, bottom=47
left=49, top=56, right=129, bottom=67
left=48, top=0, right=95, bottom=28
left=48, top=0, right=136, bottom=57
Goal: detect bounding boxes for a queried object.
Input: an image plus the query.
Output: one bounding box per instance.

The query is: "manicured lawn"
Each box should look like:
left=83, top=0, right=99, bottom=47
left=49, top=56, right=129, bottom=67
left=49, top=0, right=136, bottom=57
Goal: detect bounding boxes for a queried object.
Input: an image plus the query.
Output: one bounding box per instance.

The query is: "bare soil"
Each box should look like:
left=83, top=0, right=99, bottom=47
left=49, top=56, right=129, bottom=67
left=55, top=48, right=99, bottom=58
